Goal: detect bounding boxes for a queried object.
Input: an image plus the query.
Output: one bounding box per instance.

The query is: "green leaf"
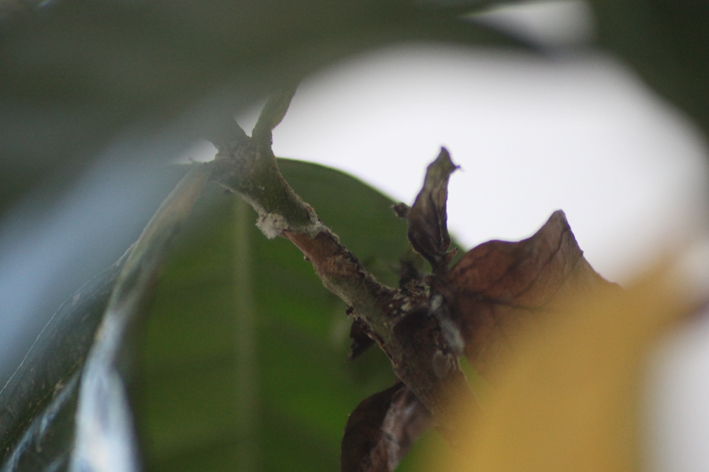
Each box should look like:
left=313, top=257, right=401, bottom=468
left=135, top=159, right=420, bottom=471
left=0, top=259, right=124, bottom=471
left=588, top=0, right=709, bottom=135
left=70, top=165, right=211, bottom=471
left=0, top=0, right=518, bottom=216
left=0, top=156, right=468, bottom=471
left=0, top=165, right=210, bottom=471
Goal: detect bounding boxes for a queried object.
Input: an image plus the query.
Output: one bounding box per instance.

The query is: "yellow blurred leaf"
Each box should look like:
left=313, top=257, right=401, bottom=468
left=442, top=265, right=693, bottom=472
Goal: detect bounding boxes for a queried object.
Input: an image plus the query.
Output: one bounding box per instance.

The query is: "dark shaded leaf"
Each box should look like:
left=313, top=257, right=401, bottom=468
left=135, top=159, right=419, bottom=472
left=69, top=166, right=210, bottom=471
left=0, top=166, right=209, bottom=471
left=0, top=257, right=124, bottom=467
left=397, top=246, right=427, bottom=288
left=403, top=148, right=459, bottom=275
left=589, top=0, right=709, bottom=136
left=0, top=0, right=519, bottom=218
left=1, top=362, right=80, bottom=472
left=437, top=210, right=615, bottom=378
left=341, top=382, right=431, bottom=472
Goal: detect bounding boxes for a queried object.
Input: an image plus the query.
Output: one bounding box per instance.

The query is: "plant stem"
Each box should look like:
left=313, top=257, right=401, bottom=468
left=208, top=92, right=479, bottom=439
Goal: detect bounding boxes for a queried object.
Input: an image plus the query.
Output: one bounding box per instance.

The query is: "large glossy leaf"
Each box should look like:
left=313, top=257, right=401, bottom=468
left=0, top=166, right=210, bottom=471
left=0, top=0, right=515, bottom=217
left=133, top=158, right=444, bottom=471
left=0, top=262, right=122, bottom=471
left=0, top=157, right=431, bottom=471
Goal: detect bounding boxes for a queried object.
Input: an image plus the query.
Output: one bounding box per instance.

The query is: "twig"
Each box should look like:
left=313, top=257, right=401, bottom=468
left=207, top=91, right=479, bottom=438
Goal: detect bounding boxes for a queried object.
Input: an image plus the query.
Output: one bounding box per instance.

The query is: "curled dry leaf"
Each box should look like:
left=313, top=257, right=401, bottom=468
left=436, top=210, right=616, bottom=378
left=341, top=382, right=432, bottom=472
left=442, top=265, right=695, bottom=472
left=402, top=148, right=459, bottom=275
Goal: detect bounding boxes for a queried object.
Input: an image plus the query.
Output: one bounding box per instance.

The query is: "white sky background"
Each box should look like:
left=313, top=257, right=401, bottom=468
left=203, top=1, right=709, bottom=286
left=264, top=48, right=709, bottom=283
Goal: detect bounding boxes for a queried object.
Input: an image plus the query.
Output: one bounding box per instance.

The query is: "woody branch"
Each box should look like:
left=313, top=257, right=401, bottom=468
left=206, top=89, right=479, bottom=439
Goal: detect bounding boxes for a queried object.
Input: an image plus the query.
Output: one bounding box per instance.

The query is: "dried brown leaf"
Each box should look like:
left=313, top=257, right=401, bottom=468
left=437, top=210, right=616, bottom=378
left=341, top=382, right=432, bottom=472
left=404, top=148, right=459, bottom=274
left=442, top=265, right=694, bottom=472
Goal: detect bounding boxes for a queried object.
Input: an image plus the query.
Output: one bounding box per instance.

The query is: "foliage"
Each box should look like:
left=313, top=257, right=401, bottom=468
left=1, top=0, right=708, bottom=471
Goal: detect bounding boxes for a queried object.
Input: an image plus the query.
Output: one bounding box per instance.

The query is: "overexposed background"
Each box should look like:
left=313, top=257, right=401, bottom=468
left=212, top=38, right=709, bottom=284
left=268, top=45, right=709, bottom=283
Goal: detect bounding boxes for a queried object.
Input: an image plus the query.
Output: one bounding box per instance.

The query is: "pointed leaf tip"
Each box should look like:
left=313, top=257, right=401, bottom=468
left=438, top=210, right=616, bottom=378
left=405, top=148, right=459, bottom=274
left=429, top=147, right=458, bottom=181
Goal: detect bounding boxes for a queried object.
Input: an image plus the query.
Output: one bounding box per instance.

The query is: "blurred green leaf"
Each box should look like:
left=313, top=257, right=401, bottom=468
left=131, top=160, right=454, bottom=471
left=0, top=155, right=471, bottom=471
left=0, top=265, right=120, bottom=471
left=134, top=159, right=424, bottom=471
left=0, top=0, right=516, bottom=217
left=0, top=165, right=210, bottom=471
left=589, top=0, right=709, bottom=135
left=70, top=165, right=211, bottom=471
